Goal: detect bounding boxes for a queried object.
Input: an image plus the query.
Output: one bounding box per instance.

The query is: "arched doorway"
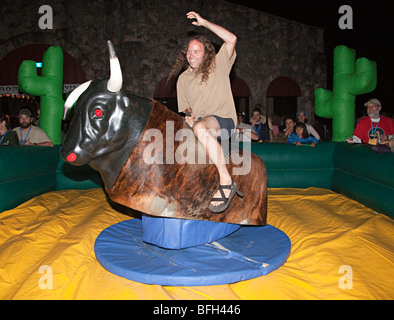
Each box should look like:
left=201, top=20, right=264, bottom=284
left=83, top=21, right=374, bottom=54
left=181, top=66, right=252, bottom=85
left=266, top=76, right=301, bottom=117
left=231, top=76, right=251, bottom=118
left=153, top=76, right=178, bottom=113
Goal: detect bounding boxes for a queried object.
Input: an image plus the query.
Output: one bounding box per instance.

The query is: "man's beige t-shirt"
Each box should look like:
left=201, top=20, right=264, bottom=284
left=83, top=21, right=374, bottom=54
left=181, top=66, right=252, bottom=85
left=177, top=44, right=237, bottom=128
left=13, top=125, right=52, bottom=144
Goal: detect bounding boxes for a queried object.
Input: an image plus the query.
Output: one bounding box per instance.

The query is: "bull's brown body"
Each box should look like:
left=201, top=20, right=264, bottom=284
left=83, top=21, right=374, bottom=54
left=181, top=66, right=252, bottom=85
left=62, top=42, right=267, bottom=226
left=106, top=101, right=267, bottom=225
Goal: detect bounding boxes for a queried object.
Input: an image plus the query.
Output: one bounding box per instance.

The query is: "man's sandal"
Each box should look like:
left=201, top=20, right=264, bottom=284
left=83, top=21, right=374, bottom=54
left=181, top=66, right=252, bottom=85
left=208, top=179, right=244, bottom=213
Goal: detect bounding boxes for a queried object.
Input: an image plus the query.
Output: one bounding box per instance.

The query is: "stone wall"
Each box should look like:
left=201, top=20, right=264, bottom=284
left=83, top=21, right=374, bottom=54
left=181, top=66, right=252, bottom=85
left=0, top=0, right=326, bottom=118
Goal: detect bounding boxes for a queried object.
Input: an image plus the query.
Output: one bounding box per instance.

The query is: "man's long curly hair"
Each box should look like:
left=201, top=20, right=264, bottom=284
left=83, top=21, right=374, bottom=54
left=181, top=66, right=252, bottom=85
left=167, top=35, right=216, bottom=84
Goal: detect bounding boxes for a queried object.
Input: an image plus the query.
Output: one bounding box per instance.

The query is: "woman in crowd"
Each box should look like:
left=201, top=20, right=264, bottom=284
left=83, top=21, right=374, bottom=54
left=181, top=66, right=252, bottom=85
left=296, top=111, right=320, bottom=140
left=288, top=122, right=318, bottom=147
left=272, top=115, right=296, bottom=143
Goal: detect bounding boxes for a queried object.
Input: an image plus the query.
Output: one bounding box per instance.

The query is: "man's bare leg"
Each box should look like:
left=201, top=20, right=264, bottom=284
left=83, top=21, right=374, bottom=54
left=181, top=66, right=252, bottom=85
left=193, top=117, right=232, bottom=207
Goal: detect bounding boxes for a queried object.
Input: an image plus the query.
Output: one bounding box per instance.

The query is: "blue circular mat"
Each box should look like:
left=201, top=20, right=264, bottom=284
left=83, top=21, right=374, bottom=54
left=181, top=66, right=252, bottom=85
left=94, top=219, right=291, bottom=286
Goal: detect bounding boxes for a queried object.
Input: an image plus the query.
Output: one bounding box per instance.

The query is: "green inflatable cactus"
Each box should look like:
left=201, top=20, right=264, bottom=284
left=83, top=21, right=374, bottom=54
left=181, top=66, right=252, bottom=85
left=18, top=46, right=64, bottom=145
left=314, top=45, right=377, bottom=141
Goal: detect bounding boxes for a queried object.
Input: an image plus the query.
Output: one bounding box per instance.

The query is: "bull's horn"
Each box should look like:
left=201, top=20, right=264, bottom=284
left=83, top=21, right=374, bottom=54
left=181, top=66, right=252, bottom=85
left=63, top=80, right=92, bottom=120
left=107, top=40, right=123, bottom=93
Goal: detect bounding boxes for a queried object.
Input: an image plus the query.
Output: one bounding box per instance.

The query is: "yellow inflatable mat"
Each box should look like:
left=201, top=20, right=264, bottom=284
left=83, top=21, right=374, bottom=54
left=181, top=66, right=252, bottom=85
left=0, top=187, right=392, bottom=299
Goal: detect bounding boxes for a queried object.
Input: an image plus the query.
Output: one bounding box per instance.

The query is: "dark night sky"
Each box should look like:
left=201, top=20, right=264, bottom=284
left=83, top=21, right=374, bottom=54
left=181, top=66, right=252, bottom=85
left=225, top=0, right=394, bottom=115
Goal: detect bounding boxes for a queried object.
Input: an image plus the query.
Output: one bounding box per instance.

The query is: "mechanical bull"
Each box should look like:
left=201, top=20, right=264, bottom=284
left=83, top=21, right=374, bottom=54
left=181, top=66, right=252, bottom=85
left=61, top=41, right=267, bottom=225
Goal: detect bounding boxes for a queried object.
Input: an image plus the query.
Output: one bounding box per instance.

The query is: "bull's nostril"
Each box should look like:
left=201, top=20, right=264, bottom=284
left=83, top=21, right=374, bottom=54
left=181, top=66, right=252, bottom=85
left=67, top=153, right=77, bottom=162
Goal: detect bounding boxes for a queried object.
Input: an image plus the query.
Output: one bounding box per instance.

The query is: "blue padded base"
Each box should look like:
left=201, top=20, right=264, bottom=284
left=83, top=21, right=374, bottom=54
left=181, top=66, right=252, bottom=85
left=94, top=219, right=291, bottom=286
left=142, top=215, right=241, bottom=249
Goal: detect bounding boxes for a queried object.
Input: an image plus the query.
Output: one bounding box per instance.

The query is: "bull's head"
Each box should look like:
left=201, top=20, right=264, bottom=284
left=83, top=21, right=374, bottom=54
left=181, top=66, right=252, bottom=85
left=60, top=41, right=153, bottom=189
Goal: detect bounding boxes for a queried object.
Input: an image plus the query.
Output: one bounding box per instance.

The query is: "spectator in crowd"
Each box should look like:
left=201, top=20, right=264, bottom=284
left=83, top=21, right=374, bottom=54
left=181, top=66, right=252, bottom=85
left=288, top=122, right=318, bottom=147
left=372, top=137, right=394, bottom=153
left=0, top=113, right=19, bottom=146
left=237, top=112, right=246, bottom=126
left=233, top=116, right=258, bottom=143
left=272, top=115, right=296, bottom=143
left=269, top=114, right=280, bottom=139
left=250, top=107, right=272, bottom=142
left=346, top=99, right=394, bottom=144
left=12, top=108, right=53, bottom=147
left=296, top=110, right=320, bottom=140
left=383, top=138, right=394, bottom=152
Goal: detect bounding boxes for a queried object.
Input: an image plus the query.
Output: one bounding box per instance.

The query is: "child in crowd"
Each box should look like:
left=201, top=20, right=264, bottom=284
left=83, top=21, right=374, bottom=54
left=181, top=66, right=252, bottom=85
left=288, top=122, right=318, bottom=147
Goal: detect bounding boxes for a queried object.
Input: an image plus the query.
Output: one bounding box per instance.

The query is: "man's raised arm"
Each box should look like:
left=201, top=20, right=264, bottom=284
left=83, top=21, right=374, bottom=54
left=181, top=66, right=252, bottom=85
left=186, top=11, right=237, bottom=59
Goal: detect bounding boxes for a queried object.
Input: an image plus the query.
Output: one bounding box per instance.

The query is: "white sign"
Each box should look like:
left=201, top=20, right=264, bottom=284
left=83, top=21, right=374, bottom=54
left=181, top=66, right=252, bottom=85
left=0, top=85, right=19, bottom=94
left=63, top=84, right=81, bottom=93
left=0, top=84, right=82, bottom=94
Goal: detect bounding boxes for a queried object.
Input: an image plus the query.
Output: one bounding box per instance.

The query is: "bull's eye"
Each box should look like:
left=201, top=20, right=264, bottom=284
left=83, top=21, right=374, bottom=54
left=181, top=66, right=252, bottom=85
left=94, top=108, right=103, bottom=118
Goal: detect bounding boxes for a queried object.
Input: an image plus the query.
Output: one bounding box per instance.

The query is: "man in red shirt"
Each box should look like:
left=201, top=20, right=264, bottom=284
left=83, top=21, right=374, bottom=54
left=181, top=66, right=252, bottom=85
left=346, top=99, right=394, bottom=144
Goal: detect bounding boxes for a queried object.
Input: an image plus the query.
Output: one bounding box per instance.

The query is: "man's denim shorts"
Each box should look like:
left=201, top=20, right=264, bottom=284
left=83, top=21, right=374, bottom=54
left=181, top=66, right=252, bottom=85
left=197, top=115, right=235, bottom=140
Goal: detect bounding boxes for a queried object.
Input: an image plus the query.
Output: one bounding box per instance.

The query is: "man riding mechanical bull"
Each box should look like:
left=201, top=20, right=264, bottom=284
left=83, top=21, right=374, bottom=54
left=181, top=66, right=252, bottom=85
left=61, top=12, right=267, bottom=225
